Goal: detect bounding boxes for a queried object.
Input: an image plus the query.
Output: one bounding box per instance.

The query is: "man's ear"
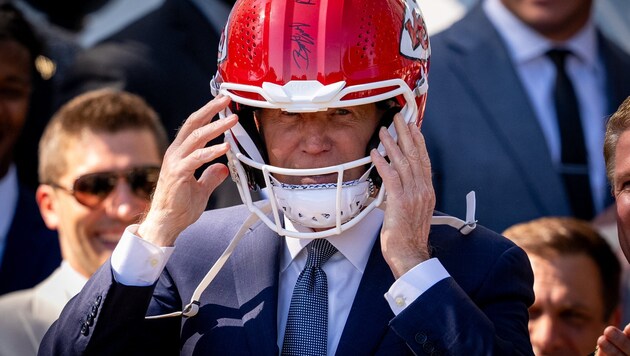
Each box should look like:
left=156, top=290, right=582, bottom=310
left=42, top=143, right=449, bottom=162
left=36, top=185, right=60, bottom=230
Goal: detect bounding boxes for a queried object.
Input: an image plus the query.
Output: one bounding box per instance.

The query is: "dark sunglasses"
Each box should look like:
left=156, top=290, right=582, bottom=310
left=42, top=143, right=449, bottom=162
left=48, top=166, right=160, bottom=208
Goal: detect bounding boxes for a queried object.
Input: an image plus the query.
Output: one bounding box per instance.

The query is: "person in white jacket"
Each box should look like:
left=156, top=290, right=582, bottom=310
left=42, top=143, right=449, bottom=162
left=0, top=89, right=167, bottom=356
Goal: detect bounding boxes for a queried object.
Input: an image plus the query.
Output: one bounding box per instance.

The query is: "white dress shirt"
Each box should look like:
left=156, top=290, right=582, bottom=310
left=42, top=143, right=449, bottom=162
left=0, top=165, right=19, bottom=267
left=484, top=0, right=608, bottom=212
left=277, top=208, right=450, bottom=354
left=112, top=208, right=450, bottom=355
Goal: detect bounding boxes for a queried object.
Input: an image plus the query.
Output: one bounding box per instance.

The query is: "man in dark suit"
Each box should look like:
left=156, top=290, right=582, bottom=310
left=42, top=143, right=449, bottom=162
left=422, top=0, right=630, bottom=232
left=40, top=0, right=535, bottom=354
left=56, top=0, right=244, bottom=210
left=0, top=2, right=60, bottom=295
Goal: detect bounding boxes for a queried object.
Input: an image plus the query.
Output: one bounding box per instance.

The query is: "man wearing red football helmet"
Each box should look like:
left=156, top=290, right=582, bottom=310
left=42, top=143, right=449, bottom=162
left=40, top=0, right=535, bottom=354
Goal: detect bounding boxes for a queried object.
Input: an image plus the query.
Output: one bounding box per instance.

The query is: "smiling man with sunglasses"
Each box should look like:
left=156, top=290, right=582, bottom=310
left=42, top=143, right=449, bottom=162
left=0, top=88, right=168, bottom=356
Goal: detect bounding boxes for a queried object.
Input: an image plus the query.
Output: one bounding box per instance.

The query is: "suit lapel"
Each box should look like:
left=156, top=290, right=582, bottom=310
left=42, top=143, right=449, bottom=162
left=600, top=33, right=630, bottom=114
left=442, top=6, right=569, bottom=215
left=231, top=219, right=282, bottom=355
left=32, top=267, right=76, bottom=321
left=336, top=236, right=397, bottom=355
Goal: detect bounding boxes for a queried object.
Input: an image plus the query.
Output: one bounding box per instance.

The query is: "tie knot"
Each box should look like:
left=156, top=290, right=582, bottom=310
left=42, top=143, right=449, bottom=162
left=305, top=239, right=337, bottom=268
left=547, top=48, right=572, bottom=69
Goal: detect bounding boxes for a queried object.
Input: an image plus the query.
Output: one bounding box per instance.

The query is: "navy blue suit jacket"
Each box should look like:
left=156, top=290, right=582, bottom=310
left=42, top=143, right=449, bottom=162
left=40, top=204, right=534, bottom=355
left=0, top=185, right=60, bottom=295
left=422, top=5, right=630, bottom=232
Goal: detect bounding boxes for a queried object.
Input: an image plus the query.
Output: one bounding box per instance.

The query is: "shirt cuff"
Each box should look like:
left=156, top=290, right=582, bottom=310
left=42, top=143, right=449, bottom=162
left=384, top=258, right=450, bottom=315
left=111, top=224, right=175, bottom=286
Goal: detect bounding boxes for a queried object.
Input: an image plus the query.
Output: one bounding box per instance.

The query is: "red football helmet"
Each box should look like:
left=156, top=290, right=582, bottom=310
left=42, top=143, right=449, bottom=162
left=210, top=0, right=430, bottom=238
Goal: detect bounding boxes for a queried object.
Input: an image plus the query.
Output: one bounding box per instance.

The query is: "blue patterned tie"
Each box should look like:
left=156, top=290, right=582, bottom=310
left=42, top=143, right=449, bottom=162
left=282, top=239, right=338, bottom=356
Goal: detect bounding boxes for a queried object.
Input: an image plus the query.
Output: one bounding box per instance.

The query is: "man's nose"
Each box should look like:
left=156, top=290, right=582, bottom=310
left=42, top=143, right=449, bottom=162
left=103, top=179, right=148, bottom=222
left=530, top=315, right=563, bottom=353
left=301, top=118, right=332, bottom=154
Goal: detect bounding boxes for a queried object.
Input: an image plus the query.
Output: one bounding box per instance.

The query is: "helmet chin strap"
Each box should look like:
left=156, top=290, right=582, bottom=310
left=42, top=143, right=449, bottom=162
left=144, top=203, right=273, bottom=320
left=269, top=173, right=374, bottom=229
left=144, top=191, right=477, bottom=320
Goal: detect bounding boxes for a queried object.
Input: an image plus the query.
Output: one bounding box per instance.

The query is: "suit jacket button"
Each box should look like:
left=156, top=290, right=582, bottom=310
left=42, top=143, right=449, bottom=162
left=95, top=295, right=102, bottom=305
left=86, top=314, right=94, bottom=326
left=415, top=333, right=428, bottom=344
left=80, top=323, right=89, bottom=336
left=423, top=341, right=435, bottom=354
left=91, top=304, right=98, bottom=313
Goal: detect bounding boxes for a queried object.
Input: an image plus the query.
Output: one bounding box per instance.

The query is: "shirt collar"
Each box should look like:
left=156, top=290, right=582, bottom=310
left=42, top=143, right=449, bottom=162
left=483, top=0, right=598, bottom=68
left=281, top=208, right=384, bottom=274
left=60, top=260, right=89, bottom=298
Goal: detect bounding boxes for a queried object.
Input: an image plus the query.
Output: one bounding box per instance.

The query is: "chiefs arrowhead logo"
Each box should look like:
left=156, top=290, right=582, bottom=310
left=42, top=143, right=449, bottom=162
left=400, top=0, right=430, bottom=60
left=218, top=18, right=229, bottom=63
left=404, top=9, right=426, bottom=51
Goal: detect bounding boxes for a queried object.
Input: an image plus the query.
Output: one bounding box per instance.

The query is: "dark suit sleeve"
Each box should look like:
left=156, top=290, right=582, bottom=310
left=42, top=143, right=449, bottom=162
left=389, top=245, right=534, bottom=355
left=38, top=261, right=181, bottom=355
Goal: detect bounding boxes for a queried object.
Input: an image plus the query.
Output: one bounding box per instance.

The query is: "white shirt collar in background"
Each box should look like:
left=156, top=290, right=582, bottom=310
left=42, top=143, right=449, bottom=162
left=484, top=0, right=597, bottom=66
left=59, top=260, right=89, bottom=299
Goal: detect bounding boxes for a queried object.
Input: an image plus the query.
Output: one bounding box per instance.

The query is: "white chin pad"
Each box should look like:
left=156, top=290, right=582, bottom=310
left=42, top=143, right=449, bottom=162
left=271, top=179, right=371, bottom=229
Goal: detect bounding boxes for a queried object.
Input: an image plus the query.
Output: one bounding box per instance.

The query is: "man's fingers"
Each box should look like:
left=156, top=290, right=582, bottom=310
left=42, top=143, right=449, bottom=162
left=177, top=142, right=231, bottom=177
left=176, top=114, right=237, bottom=158
left=173, top=95, right=231, bottom=147
left=375, top=127, right=407, bottom=195
left=371, top=147, right=403, bottom=194
left=392, top=112, right=417, bottom=159
left=605, top=326, right=630, bottom=354
left=409, top=121, right=432, bottom=182
left=198, top=163, right=231, bottom=194
left=377, top=113, right=431, bottom=190
left=596, top=327, right=630, bottom=356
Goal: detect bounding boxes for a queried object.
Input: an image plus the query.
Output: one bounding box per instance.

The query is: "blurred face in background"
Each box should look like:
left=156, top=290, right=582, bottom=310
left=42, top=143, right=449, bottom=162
left=500, top=0, right=593, bottom=41
left=37, top=129, right=162, bottom=277
left=614, top=130, right=630, bottom=263
left=527, top=253, right=616, bottom=356
left=0, top=39, right=31, bottom=177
